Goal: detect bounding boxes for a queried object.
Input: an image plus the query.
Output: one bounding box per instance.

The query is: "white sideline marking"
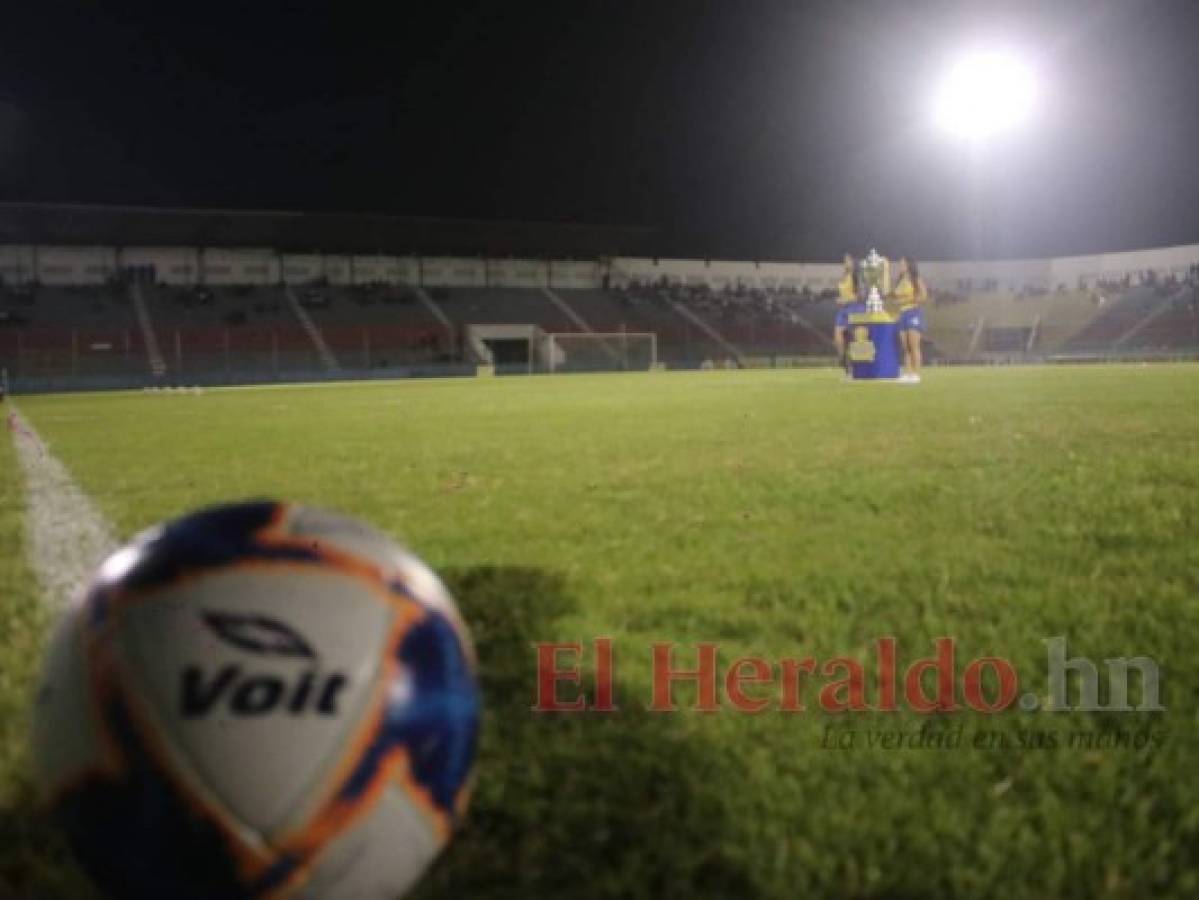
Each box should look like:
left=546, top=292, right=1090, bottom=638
left=7, top=407, right=118, bottom=607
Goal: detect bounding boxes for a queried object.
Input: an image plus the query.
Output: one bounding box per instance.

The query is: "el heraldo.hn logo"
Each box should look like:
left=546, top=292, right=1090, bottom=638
left=182, top=611, right=349, bottom=717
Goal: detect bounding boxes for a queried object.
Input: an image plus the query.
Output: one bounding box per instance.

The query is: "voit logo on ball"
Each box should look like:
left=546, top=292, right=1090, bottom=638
left=183, top=610, right=349, bottom=718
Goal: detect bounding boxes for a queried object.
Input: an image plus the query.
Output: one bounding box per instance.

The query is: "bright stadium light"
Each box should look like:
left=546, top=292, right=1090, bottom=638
left=933, top=51, right=1036, bottom=140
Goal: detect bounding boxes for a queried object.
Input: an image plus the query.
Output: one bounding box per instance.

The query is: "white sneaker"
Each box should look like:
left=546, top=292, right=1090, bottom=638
left=899, top=373, right=921, bottom=384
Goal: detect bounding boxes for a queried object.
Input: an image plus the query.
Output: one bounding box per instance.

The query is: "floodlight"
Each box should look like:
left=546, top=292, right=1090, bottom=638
left=933, top=51, right=1036, bottom=139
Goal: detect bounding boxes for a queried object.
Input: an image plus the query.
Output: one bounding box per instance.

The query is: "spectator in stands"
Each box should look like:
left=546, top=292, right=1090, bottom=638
left=832, top=253, right=863, bottom=377
left=892, top=257, right=928, bottom=384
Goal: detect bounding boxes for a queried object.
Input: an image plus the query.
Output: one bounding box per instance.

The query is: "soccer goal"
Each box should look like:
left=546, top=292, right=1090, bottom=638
left=542, top=332, right=658, bottom=373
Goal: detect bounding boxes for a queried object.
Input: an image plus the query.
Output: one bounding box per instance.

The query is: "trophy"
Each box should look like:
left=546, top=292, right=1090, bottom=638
left=860, top=248, right=890, bottom=314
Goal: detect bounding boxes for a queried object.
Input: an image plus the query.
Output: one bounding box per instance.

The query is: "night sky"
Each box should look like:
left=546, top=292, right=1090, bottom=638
left=2, top=0, right=1198, bottom=260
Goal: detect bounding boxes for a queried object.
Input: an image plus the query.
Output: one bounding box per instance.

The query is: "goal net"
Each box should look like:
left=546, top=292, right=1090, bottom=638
left=541, top=332, right=658, bottom=373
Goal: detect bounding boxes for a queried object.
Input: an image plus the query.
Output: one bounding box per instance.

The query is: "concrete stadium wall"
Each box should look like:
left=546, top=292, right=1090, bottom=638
left=1047, top=243, right=1199, bottom=287
left=3, top=242, right=1199, bottom=293
left=921, top=258, right=1054, bottom=292
left=922, top=244, right=1199, bottom=292
left=484, top=258, right=548, bottom=287
left=121, top=246, right=200, bottom=283
left=279, top=253, right=325, bottom=284
left=549, top=260, right=600, bottom=288
left=614, top=244, right=1199, bottom=293
left=347, top=254, right=415, bottom=284
left=0, top=245, right=35, bottom=283
left=610, top=258, right=842, bottom=291
left=35, top=246, right=118, bottom=285
left=419, top=257, right=486, bottom=287
left=199, top=248, right=278, bottom=285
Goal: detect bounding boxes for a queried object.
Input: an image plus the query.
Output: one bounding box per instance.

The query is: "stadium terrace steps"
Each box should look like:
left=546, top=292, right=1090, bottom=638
left=411, top=285, right=455, bottom=333
left=550, top=289, right=658, bottom=332
left=4, top=281, right=1197, bottom=388
left=130, top=283, right=168, bottom=376
left=435, top=288, right=578, bottom=331
left=968, top=318, right=986, bottom=356
left=541, top=288, right=594, bottom=333
left=1027, top=293, right=1106, bottom=352
left=144, top=286, right=326, bottom=377
left=1118, top=296, right=1199, bottom=350
left=295, top=287, right=453, bottom=369
left=558, top=290, right=733, bottom=367
left=0, top=286, right=149, bottom=379
left=283, top=285, right=340, bottom=371
left=925, top=290, right=1105, bottom=358
left=538, top=289, right=634, bottom=368
left=1061, top=286, right=1178, bottom=352
left=696, top=295, right=838, bottom=358
left=0, top=286, right=138, bottom=330
left=981, top=323, right=1032, bottom=353
left=556, top=289, right=832, bottom=367
left=668, top=300, right=745, bottom=366
left=1113, top=287, right=1194, bottom=348
left=1115, top=299, right=1172, bottom=348
left=776, top=305, right=836, bottom=353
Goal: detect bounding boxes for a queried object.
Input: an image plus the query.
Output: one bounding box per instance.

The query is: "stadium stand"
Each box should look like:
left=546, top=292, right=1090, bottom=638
left=144, top=284, right=324, bottom=378
left=613, top=286, right=744, bottom=367
left=925, top=289, right=1107, bottom=360
left=551, top=287, right=731, bottom=367
left=9, top=277, right=1199, bottom=388
left=1058, top=284, right=1183, bottom=352
left=2, top=204, right=1198, bottom=389
left=0, top=283, right=152, bottom=379
left=437, top=288, right=578, bottom=332
left=1118, top=291, right=1199, bottom=350
left=1029, top=291, right=1113, bottom=353
left=730, top=291, right=839, bottom=357
left=298, top=285, right=454, bottom=368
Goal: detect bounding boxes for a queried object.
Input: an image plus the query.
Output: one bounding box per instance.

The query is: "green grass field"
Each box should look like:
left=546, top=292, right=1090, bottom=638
left=3, top=365, right=1198, bottom=898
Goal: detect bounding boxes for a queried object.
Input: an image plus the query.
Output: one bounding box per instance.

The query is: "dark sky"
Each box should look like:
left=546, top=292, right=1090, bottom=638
left=1, top=0, right=1198, bottom=260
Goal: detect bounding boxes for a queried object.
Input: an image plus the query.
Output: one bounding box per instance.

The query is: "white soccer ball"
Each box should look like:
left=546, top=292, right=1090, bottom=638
left=31, top=500, right=480, bottom=899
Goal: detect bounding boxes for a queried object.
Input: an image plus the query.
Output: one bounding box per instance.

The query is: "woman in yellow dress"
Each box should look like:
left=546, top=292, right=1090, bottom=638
left=891, top=256, right=928, bottom=383
left=833, top=253, right=863, bottom=376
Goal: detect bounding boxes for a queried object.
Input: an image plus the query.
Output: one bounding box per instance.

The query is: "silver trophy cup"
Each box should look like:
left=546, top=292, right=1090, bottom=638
left=861, top=248, right=887, bottom=314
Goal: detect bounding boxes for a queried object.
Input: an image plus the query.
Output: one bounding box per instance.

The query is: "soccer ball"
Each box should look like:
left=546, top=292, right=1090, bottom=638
left=31, top=500, right=480, bottom=900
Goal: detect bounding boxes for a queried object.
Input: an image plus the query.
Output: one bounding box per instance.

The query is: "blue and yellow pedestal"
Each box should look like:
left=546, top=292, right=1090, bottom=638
left=846, top=310, right=901, bottom=380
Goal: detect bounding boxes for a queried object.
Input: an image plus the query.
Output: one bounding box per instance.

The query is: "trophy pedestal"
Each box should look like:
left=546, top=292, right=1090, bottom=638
left=846, top=308, right=902, bottom=381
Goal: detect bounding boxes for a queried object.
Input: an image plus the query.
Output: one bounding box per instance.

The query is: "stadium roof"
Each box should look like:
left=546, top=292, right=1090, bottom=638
left=0, top=203, right=657, bottom=259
